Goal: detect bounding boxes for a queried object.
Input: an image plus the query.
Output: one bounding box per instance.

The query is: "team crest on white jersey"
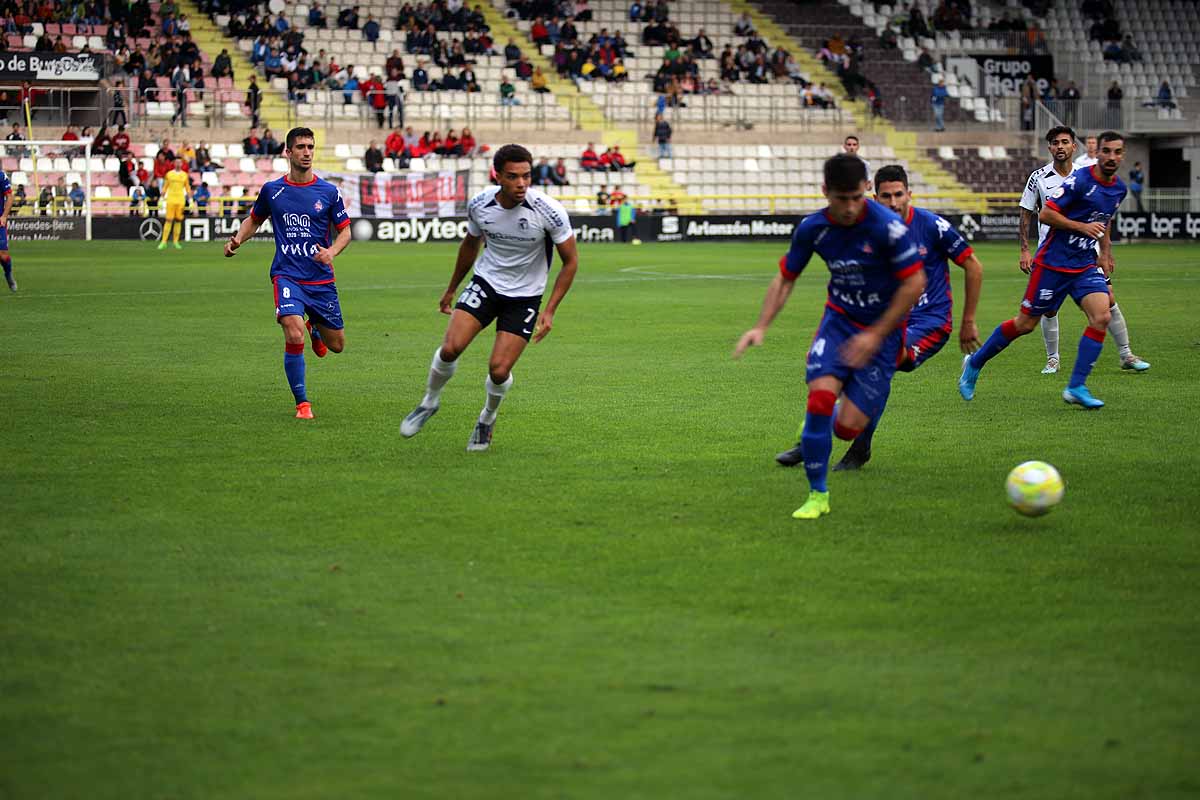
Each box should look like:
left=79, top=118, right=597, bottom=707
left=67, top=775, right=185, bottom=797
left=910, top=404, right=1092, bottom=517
left=518, top=217, right=529, bottom=230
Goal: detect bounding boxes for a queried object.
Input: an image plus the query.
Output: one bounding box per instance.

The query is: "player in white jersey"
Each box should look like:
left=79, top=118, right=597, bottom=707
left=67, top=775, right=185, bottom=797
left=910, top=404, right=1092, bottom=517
left=1019, top=126, right=1149, bottom=373
left=400, top=144, right=580, bottom=451
left=1073, top=134, right=1098, bottom=169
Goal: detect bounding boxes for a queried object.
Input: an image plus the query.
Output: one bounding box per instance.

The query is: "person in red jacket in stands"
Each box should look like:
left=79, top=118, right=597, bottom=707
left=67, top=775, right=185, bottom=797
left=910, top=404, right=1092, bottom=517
left=459, top=127, right=476, bottom=156
left=581, top=142, right=601, bottom=171
left=361, top=73, right=387, bottom=128
left=385, top=127, right=405, bottom=158
left=112, top=125, right=131, bottom=154
left=438, top=129, right=460, bottom=156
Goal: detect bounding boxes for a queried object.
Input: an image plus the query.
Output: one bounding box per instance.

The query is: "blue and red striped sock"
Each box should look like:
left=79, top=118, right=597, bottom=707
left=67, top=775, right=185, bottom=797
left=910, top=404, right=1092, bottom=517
left=1068, top=327, right=1106, bottom=389
left=284, top=342, right=307, bottom=403
left=969, top=319, right=1022, bottom=369
left=801, top=390, right=836, bottom=492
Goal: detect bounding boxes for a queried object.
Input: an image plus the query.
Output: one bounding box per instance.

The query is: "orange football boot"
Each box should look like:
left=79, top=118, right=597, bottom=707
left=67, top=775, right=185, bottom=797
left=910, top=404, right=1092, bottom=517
left=295, top=402, right=314, bottom=419
left=307, top=320, right=328, bottom=358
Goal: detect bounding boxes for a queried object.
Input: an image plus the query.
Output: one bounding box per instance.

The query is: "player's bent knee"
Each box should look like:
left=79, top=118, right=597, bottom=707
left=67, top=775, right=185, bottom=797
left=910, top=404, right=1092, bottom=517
left=833, top=421, right=862, bottom=441
left=488, top=366, right=512, bottom=384
left=807, top=389, right=836, bottom=417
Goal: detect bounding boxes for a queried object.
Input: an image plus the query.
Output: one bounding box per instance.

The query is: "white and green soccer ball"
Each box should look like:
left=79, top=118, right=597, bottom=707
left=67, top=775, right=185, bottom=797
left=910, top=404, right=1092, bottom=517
left=1006, top=461, right=1065, bottom=516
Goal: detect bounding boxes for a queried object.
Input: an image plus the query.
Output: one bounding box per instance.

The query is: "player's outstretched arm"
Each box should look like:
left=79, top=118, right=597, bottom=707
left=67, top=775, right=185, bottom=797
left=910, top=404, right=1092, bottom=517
left=440, top=233, right=482, bottom=313
left=733, top=273, right=795, bottom=359
left=224, top=214, right=264, bottom=257
left=842, top=269, right=926, bottom=369
left=1018, top=208, right=1036, bottom=273
left=1040, top=206, right=1106, bottom=241
left=957, top=253, right=983, bottom=352
left=533, top=236, right=579, bottom=344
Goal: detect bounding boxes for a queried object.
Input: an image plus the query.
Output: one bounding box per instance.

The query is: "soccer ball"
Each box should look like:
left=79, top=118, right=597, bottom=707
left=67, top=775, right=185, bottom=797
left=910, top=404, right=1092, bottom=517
left=1005, top=461, right=1065, bottom=516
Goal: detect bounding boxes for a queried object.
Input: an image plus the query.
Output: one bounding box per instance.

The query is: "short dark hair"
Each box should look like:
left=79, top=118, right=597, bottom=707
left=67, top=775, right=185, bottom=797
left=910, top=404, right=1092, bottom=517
left=493, top=143, right=533, bottom=173
left=1045, top=125, right=1076, bottom=143
left=285, top=127, right=315, bottom=149
left=1097, top=130, right=1124, bottom=146
left=824, top=153, right=868, bottom=192
left=844, top=134, right=859, bottom=144
left=873, top=164, right=908, bottom=189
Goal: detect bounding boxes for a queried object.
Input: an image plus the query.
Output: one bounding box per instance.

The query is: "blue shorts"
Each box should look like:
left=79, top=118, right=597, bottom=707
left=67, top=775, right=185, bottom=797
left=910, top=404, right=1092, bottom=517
left=272, top=276, right=344, bottom=330
left=805, top=307, right=901, bottom=421
left=901, top=308, right=953, bottom=372
left=1020, top=265, right=1111, bottom=317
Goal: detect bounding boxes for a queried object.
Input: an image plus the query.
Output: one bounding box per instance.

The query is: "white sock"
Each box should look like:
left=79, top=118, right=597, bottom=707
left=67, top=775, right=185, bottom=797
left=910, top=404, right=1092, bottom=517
left=421, top=347, right=457, bottom=407
left=1040, top=314, right=1059, bottom=360
left=479, top=374, right=513, bottom=425
left=1108, top=303, right=1132, bottom=358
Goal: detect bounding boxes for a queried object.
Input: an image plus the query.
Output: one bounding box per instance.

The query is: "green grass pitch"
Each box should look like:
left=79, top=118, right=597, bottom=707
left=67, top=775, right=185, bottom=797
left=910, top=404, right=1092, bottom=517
left=2, top=238, right=1199, bottom=799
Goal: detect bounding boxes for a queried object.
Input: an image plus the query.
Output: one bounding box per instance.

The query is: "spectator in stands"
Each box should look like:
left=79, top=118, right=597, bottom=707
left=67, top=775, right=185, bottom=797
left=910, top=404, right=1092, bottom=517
left=499, top=76, right=519, bottom=105
left=34, top=30, right=51, bottom=50
left=528, top=65, right=549, bottom=93
left=194, top=141, right=213, bottom=171
left=1157, top=81, right=1175, bottom=109
left=361, top=73, right=386, bottom=126
left=152, top=149, right=171, bottom=188
left=193, top=181, right=210, bottom=214
left=533, top=157, right=555, bottom=185
left=653, top=113, right=672, bottom=159
left=596, top=183, right=610, bottom=211
left=110, top=124, right=130, bottom=156
left=309, top=2, right=327, bottom=28
left=609, top=145, right=635, bottom=171
left=144, top=181, right=161, bottom=216
left=412, top=60, right=431, bottom=91
left=628, top=0, right=641, bottom=22
left=580, top=142, right=601, bottom=171
left=504, top=38, right=521, bottom=66
left=576, top=0, right=593, bottom=22
left=402, top=126, right=420, bottom=150
left=169, top=62, right=191, bottom=127
left=460, top=128, right=478, bottom=156
left=690, top=28, right=713, bottom=59
left=385, top=127, right=405, bottom=157
left=243, top=126, right=263, bottom=155
left=68, top=182, right=85, bottom=215
left=931, top=77, right=948, bottom=131
left=908, top=4, right=930, bottom=38
left=1121, top=35, right=1142, bottom=62
left=338, top=5, right=360, bottom=29
left=365, top=141, right=384, bottom=172
left=363, top=14, right=380, bottom=42
left=263, top=129, right=282, bottom=155
left=515, top=54, right=533, bottom=80
left=1102, top=39, right=1123, bottom=62
left=880, top=24, right=898, bottom=49
left=386, top=49, right=404, bottom=77
left=609, top=184, right=627, bottom=207
left=129, top=183, right=146, bottom=216
left=342, top=70, right=361, bottom=102
left=460, top=66, right=480, bottom=93
left=211, top=48, right=233, bottom=80
left=531, top=16, right=550, bottom=45
left=734, top=12, right=754, bottom=36
left=246, top=74, right=262, bottom=127
left=560, top=18, right=579, bottom=45
left=384, top=71, right=405, bottom=126
left=1128, top=162, right=1144, bottom=212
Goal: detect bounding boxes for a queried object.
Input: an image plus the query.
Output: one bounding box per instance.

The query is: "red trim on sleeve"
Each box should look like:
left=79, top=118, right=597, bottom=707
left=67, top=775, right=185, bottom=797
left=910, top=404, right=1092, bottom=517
left=335, top=219, right=351, bottom=230
left=779, top=255, right=799, bottom=281
left=2, top=189, right=10, bottom=196
left=952, top=246, right=975, bottom=266
left=1044, top=199, right=1064, bottom=214
left=297, top=277, right=336, bottom=285
left=250, top=211, right=267, bottom=223
left=894, top=261, right=924, bottom=280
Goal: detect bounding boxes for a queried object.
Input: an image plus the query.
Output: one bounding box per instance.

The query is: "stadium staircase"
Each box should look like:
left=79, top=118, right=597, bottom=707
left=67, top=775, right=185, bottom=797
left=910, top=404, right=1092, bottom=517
left=737, top=0, right=977, bottom=207
left=174, top=0, right=292, bottom=135
left=481, top=1, right=700, bottom=211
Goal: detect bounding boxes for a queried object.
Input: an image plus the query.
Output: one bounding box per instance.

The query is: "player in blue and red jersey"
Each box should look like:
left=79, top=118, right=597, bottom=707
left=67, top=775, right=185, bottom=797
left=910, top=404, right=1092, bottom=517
left=0, top=168, right=16, bottom=291
left=734, top=154, right=926, bottom=520
left=224, top=126, right=352, bottom=419
left=960, top=131, right=1129, bottom=409
left=778, top=164, right=984, bottom=470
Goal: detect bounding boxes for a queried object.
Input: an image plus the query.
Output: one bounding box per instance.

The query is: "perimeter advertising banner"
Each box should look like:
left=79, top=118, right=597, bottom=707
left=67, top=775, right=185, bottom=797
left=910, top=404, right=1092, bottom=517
left=0, top=52, right=101, bottom=81
left=88, top=212, right=1200, bottom=242
left=6, top=216, right=86, bottom=240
